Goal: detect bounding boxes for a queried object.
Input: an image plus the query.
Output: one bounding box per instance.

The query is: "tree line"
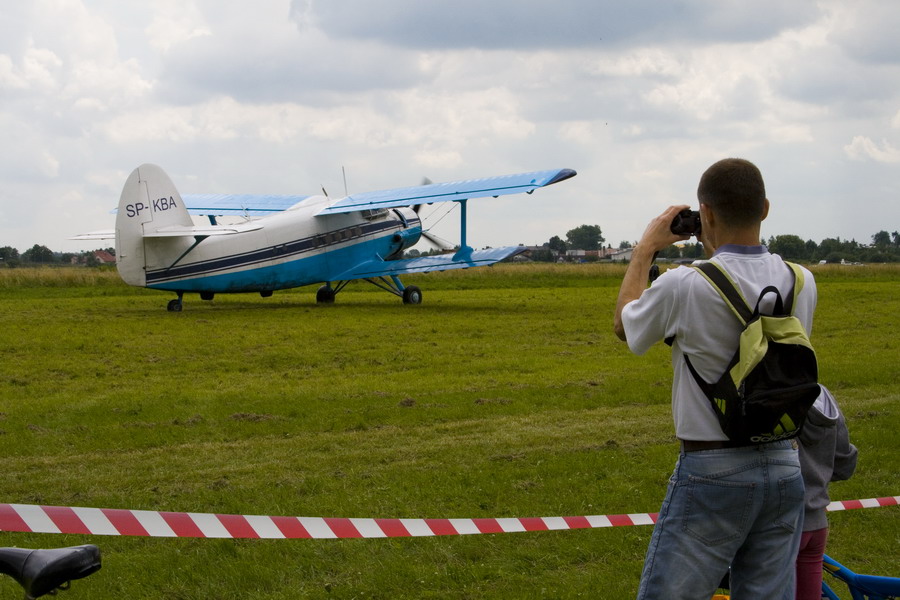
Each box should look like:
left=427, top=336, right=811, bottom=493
left=2, top=228, right=899, bottom=268
left=764, top=232, right=900, bottom=264
left=0, top=245, right=115, bottom=268
left=527, top=226, right=900, bottom=264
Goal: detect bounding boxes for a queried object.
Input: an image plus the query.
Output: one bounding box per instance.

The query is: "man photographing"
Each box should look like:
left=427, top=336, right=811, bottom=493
left=614, top=158, right=817, bottom=599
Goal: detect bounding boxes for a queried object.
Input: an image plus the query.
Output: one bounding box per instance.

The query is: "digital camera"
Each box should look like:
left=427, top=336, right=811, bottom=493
left=670, top=209, right=701, bottom=237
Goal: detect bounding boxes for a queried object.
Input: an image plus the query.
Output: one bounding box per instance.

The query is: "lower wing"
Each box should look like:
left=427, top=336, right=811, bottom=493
left=335, top=247, right=527, bottom=280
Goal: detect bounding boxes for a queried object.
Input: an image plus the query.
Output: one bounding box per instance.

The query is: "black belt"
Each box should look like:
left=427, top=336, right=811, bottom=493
left=681, top=439, right=745, bottom=452
left=680, top=439, right=797, bottom=452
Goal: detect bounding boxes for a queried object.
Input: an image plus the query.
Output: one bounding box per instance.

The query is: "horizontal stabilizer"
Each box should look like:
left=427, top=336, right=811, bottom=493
left=317, top=168, right=577, bottom=216
left=70, top=230, right=115, bottom=241
left=143, top=223, right=263, bottom=238
left=181, top=194, right=311, bottom=217
left=335, top=246, right=527, bottom=280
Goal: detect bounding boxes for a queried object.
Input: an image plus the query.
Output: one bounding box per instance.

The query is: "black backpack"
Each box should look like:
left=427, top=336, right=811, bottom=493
left=684, top=261, right=820, bottom=444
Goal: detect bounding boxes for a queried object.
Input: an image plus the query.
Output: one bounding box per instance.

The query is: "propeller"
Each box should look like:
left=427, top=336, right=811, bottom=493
left=413, top=177, right=433, bottom=215
left=420, top=229, right=455, bottom=251
left=411, top=176, right=455, bottom=252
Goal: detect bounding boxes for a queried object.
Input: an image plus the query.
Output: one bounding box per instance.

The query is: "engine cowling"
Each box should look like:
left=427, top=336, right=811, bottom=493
left=386, top=208, right=422, bottom=257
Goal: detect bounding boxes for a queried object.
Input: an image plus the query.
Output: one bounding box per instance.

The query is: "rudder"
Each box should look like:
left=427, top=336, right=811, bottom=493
left=115, top=164, right=193, bottom=287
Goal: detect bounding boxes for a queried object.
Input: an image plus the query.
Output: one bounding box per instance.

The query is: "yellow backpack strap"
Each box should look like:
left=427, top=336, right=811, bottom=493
left=784, top=262, right=804, bottom=315
left=692, top=262, right=752, bottom=325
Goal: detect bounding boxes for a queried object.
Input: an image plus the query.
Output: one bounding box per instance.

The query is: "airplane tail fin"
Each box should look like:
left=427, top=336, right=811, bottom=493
left=115, top=164, right=194, bottom=287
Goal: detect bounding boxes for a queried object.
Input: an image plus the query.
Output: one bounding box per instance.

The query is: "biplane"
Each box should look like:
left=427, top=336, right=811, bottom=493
left=74, top=164, right=576, bottom=310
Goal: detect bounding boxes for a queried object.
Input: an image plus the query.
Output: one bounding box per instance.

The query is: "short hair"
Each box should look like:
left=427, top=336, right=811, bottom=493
left=697, top=158, right=766, bottom=227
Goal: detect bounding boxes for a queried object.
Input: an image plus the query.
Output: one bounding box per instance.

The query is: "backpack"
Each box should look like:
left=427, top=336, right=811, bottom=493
left=684, top=261, right=820, bottom=444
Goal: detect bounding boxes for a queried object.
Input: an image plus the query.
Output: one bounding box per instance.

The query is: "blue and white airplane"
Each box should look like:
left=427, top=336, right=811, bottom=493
left=74, top=164, right=576, bottom=311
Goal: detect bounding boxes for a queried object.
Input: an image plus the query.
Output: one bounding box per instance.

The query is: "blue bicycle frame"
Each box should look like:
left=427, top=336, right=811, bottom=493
left=822, top=554, right=900, bottom=600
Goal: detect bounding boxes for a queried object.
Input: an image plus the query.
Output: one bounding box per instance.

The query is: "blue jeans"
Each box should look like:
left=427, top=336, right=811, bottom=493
left=636, top=441, right=804, bottom=600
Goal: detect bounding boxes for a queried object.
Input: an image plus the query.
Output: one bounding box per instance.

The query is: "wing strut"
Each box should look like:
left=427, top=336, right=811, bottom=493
left=450, top=198, right=473, bottom=261
left=458, top=199, right=469, bottom=255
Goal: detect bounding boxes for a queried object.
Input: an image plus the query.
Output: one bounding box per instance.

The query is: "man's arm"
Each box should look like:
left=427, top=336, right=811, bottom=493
left=614, top=244, right=657, bottom=341
left=613, top=205, right=690, bottom=341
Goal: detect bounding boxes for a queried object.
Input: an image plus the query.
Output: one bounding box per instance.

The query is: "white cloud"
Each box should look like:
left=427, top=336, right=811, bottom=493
left=21, top=44, right=63, bottom=89
left=0, top=54, right=28, bottom=90
left=39, top=151, right=60, bottom=178
left=587, top=48, right=685, bottom=79
left=844, top=136, right=900, bottom=164
left=0, top=44, right=63, bottom=91
left=98, top=105, right=209, bottom=144
left=31, top=0, right=120, bottom=60
left=558, top=121, right=598, bottom=145
left=827, top=1, right=900, bottom=65
left=145, top=0, right=212, bottom=53
left=413, top=149, right=464, bottom=170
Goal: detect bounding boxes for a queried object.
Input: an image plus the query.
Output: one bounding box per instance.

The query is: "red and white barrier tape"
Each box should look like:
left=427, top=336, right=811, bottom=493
left=1, top=497, right=896, bottom=540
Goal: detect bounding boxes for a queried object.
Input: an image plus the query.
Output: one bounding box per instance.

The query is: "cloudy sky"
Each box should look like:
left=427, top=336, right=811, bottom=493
left=1, top=0, right=898, bottom=254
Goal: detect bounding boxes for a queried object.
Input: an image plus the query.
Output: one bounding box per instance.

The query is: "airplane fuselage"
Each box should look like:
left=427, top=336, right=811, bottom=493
left=141, top=197, right=421, bottom=294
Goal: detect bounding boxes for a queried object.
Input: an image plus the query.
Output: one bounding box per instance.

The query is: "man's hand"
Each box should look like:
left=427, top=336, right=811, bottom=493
left=613, top=205, right=691, bottom=341
left=638, top=204, right=692, bottom=254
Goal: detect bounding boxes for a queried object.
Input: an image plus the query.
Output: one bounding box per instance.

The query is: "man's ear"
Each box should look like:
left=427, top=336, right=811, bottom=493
left=761, top=198, right=770, bottom=222
left=698, top=202, right=716, bottom=256
left=699, top=202, right=714, bottom=227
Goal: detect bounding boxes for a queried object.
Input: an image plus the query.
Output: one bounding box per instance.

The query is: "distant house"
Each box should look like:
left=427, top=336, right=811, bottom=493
left=93, top=250, right=116, bottom=264
left=564, top=247, right=617, bottom=261
left=610, top=248, right=634, bottom=262
left=517, top=246, right=620, bottom=262
left=516, top=246, right=562, bottom=262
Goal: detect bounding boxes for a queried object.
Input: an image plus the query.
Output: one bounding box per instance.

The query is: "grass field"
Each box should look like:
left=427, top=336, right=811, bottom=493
left=0, top=263, right=897, bottom=599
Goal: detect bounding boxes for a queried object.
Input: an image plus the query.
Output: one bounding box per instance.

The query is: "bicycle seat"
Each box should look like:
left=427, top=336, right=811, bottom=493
left=0, top=545, right=101, bottom=599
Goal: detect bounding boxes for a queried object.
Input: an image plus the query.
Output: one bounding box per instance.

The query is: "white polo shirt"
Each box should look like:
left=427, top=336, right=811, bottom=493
left=621, top=245, right=817, bottom=441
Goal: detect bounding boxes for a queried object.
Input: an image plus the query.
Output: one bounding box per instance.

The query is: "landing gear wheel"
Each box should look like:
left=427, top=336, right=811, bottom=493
left=200, top=291, right=214, bottom=301
left=167, top=299, right=183, bottom=312
left=316, top=285, right=336, bottom=304
left=402, top=285, right=422, bottom=305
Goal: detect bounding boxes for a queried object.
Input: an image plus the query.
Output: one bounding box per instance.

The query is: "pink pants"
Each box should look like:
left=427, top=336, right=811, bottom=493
left=796, top=527, right=829, bottom=600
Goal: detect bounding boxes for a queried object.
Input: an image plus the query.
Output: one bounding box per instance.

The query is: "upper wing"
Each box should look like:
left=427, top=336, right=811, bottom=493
left=181, top=194, right=311, bottom=217
left=333, top=246, right=527, bottom=280
left=109, top=168, right=575, bottom=219
left=316, top=168, right=576, bottom=216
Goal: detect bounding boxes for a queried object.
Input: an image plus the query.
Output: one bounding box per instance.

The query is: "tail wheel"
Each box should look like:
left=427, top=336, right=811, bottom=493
left=402, top=285, right=422, bottom=305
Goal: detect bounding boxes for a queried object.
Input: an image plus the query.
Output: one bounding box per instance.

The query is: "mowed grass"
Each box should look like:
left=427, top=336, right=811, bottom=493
left=0, top=263, right=897, bottom=599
